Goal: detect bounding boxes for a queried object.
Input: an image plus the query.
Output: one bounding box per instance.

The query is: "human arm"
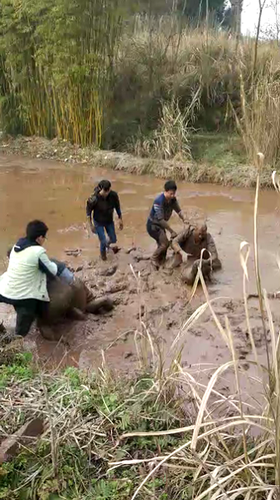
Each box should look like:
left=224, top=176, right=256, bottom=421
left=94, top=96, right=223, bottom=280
left=173, top=200, right=189, bottom=224
left=171, top=226, right=193, bottom=254
left=114, top=193, right=123, bottom=230
left=86, top=195, right=97, bottom=234
left=206, top=234, right=221, bottom=270
left=39, top=252, right=58, bottom=279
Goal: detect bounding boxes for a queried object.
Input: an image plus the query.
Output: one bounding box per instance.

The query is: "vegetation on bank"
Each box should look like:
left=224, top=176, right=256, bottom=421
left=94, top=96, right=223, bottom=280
left=0, top=134, right=274, bottom=189
left=0, top=0, right=280, bottom=172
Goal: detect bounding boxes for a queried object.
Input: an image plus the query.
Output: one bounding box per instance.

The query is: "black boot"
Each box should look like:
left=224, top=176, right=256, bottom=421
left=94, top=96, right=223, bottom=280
left=101, top=250, right=107, bottom=261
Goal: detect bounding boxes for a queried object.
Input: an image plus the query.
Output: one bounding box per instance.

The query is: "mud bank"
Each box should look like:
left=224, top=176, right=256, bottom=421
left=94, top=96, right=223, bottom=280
left=0, top=246, right=276, bottom=406
left=0, top=135, right=274, bottom=188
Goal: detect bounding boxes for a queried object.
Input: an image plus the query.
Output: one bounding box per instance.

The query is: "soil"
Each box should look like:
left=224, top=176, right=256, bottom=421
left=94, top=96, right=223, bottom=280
left=0, top=153, right=280, bottom=407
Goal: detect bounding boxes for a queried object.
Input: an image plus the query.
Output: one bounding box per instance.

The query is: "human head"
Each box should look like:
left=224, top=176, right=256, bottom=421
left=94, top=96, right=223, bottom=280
left=26, top=220, right=48, bottom=245
left=98, top=179, right=111, bottom=198
left=193, top=223, right=207, bottom=245
left=164, top=180, right=177, bottom=201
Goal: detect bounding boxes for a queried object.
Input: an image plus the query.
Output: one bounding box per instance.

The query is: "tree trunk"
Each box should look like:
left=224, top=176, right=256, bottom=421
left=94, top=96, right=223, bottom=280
left=231, top=0, right=243, bottom=35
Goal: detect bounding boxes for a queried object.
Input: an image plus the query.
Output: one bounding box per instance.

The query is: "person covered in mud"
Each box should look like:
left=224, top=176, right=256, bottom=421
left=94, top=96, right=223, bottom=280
left=147, top=180, right=187, bottom=269
left=171, top=223, right=222, bottom=285
left=86, top=179, right=123, bottom=261
left=0, top=220, right=58, bottom=337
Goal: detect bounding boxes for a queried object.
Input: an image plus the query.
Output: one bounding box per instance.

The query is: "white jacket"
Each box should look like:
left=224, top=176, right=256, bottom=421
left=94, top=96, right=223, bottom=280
left=0, top=245, right=57, bottom=302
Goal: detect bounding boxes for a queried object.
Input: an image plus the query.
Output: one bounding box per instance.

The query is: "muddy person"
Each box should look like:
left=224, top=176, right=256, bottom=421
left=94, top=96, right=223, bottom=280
left=147, top=180, right=187, bottom=269
left=86, top=180, right=123, bottom=261
left=0, top=220, right=58, bottom=337
left=171, top=223, right=222, bottom=286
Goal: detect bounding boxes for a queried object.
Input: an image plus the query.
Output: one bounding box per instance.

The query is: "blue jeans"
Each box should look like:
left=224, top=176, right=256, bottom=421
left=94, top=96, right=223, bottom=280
left=94, top=221, right=117, bottom=253
left=60, top=268, right=74, bottom=285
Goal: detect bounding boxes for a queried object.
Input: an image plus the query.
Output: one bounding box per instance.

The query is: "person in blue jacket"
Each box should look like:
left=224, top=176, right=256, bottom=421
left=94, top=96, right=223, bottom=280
left=147, top=180, right=187, bottom=269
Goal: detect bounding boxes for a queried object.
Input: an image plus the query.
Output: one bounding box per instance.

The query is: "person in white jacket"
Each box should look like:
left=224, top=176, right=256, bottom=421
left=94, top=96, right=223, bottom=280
left=0, top=220, right=58, bottom=337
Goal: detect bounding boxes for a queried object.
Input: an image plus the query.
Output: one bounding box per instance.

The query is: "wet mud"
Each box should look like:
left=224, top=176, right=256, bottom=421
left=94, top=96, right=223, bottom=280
left=1, top=155, right=280, bottom=405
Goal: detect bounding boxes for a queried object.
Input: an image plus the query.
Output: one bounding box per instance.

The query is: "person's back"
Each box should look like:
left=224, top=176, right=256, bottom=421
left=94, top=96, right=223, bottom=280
left=1, top=240, right=50, bottom=301
left=0, top=220, right=57, bottom=337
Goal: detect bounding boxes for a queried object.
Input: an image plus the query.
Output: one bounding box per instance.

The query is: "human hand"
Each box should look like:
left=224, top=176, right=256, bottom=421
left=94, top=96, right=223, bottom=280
left=119, top=219, right=124, bottom=231
left=87, top=221, right=96, bottom=236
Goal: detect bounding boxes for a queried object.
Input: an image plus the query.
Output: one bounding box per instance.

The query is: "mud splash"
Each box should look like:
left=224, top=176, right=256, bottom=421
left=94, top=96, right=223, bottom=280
left=0, top=154, right=280, bottom=404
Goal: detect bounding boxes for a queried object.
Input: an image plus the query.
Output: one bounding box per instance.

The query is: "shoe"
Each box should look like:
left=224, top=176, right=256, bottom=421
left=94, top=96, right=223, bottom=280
left=101, top=250, right=107, bottom=261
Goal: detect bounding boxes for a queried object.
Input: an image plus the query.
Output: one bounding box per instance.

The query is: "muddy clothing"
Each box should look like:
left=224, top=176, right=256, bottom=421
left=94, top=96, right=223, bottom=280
left=171, top=226, right=221, bottom=286
left=147, top=193, right=182, bottom=266
left=172, top=227, right=221, bottom=270
left=147, top=220, right=169, bottom=265
left=86, top=189, right=122, bottom=225
left=148, top=193, right=181, bottom=226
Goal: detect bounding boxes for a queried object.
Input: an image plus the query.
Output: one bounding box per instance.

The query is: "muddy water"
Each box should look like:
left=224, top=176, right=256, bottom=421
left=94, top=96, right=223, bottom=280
left=1, top=155, right=280, bottom=406
left=1, top=155, right=280, bottom=294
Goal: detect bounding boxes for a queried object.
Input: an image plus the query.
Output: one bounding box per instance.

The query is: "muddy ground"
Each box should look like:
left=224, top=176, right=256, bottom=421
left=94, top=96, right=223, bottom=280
left=1, top=154, right=280, bottom=408
left=0, top=245, right=275, bottom=409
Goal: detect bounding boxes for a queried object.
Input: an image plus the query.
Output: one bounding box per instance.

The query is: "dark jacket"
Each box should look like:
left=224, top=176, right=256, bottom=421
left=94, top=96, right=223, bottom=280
left=86, top=190, right=122, bottom=225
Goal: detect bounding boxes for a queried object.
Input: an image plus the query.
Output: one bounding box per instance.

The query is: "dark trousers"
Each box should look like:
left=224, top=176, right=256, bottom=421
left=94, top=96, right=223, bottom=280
left=94, top=221, right=117, bottom=253
left=147, top=220, right=169, bottom=263
left=0, top=295, right=47, bottom=337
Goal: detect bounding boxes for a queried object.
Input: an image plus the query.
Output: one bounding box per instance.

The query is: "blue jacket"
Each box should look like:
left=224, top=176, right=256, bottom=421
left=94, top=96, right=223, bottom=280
left=148, top=193, right=181, bottom=224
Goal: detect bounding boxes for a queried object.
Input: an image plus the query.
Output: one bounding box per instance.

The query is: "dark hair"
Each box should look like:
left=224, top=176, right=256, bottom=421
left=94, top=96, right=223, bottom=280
left=99, top=180, right=111, bottom=192
left=26, top=220, right=48, bottom=242
left=164, top=180, right=177, bottom=192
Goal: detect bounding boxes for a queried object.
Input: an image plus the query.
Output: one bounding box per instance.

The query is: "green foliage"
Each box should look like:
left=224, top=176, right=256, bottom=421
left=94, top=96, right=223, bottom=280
left=0, top=352, right=33, bottom=388
left=0, top=349, right=188, bottom=499
left=0, top=0, right=123, bottom=145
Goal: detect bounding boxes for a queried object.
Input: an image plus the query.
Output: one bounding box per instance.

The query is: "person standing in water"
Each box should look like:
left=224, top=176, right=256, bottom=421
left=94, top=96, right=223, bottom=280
left=147, top=180, right=187, bottom=269
left=86, top=179, right=123, bottom=261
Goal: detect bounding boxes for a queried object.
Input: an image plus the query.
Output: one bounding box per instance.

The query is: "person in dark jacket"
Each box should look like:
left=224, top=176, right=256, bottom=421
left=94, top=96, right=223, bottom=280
left=147, top=180, right=187, bottom=269
left=86, top=180, right=123, bottom=261
left=0, top=220, right=58, bottom=337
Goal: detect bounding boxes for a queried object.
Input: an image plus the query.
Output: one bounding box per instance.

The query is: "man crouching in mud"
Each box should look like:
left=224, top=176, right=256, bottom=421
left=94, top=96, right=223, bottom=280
left=171, top=223, right=222, bottom=286
left=147, top=180, right=187, bottom=270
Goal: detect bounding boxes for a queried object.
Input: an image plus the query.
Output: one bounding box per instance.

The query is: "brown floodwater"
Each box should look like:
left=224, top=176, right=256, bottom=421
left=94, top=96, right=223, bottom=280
left=1, top=154, right=280, bottom=296
left=1, top=154, right=280, bottom=408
